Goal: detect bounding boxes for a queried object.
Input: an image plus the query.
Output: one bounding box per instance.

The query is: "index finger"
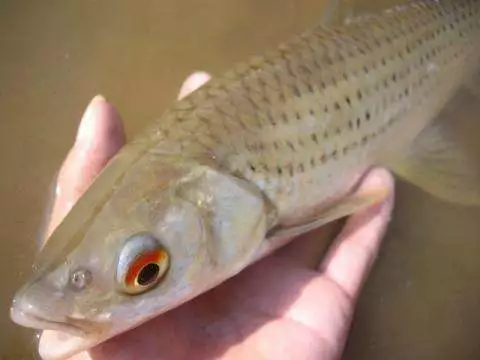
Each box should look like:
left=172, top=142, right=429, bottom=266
left=319, top=167, right=395, bottom=300
left=41, top=96, right=126, bottom=244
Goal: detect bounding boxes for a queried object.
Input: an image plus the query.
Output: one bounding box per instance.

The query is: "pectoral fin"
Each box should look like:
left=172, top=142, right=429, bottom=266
left=267, top=181, right=389, bottom=240
left=389, top=88, right=480, bottom=206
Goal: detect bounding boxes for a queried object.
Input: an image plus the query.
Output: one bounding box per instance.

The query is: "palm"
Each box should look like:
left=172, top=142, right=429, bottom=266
left=91, top=251, right=350, bottom=360
left=39, top=74, right=393, bottom=360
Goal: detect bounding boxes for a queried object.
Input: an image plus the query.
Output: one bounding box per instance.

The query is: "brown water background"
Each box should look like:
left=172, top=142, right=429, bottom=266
left=1, top=0, right=479, bottom=359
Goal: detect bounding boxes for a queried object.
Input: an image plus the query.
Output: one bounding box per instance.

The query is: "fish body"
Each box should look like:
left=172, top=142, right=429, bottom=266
left=10, top=1, right=480, bottom=359
left=151, top=0, right=480, bottom=225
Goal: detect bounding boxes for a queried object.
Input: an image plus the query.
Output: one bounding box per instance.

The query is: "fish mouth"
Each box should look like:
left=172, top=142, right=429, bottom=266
left=11, top=306, right=84, bottom=336
left=10, top=298, right=107, bottom=337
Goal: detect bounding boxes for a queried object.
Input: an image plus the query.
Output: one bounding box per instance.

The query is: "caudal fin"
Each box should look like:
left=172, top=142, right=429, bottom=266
left=390, top=86, right=480, bottom=207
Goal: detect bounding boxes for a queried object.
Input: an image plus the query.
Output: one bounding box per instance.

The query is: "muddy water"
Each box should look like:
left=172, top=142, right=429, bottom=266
left=1, top=1, right=479, bottom=359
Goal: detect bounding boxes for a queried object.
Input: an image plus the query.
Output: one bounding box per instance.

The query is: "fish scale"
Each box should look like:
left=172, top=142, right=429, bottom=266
left=151, top=0, right=480, bottom=224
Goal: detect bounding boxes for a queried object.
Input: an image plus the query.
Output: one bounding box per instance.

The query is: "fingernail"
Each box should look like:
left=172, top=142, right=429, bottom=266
left=75, top=95, right=107, bottom=146
left=178, top=71, right=211, bottom=99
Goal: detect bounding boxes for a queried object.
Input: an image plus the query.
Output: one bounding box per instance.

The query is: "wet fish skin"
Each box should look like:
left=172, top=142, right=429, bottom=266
left=153, top=0, right=480, bottom=225
left=10, top=1, right=480, bottom=359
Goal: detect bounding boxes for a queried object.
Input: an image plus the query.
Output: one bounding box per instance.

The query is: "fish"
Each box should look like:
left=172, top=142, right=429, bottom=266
left=10, top=0, right=480, bottom=359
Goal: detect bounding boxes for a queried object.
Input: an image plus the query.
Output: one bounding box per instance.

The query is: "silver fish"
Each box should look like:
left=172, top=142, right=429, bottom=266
left=10, top=1, right=480, bottom=359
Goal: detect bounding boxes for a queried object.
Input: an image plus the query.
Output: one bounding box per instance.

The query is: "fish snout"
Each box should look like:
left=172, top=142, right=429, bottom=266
left=10, top=281, right=96, bottom=336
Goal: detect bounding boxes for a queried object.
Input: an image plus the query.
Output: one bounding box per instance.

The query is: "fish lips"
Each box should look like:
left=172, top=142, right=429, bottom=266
left=10, top=290, right=109, bottom=337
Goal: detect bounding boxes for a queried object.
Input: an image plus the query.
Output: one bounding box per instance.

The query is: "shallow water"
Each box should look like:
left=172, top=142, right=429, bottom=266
left=0, top=1, right=479, bottom=359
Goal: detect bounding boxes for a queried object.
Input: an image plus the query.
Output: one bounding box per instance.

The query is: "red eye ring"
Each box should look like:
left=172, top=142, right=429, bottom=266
left=125, top=249, right=168, bottom=288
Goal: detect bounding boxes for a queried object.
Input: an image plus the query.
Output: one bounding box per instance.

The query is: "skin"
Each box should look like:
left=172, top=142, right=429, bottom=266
left=40, top=72, right=394, bottom=360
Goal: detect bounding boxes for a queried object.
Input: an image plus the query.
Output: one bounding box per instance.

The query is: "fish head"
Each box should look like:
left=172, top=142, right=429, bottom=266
left=10, top=146, right=268, bottom=355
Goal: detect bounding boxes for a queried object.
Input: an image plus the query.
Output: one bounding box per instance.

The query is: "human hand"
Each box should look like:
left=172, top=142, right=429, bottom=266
left=40, top=72, right=394, bottom=360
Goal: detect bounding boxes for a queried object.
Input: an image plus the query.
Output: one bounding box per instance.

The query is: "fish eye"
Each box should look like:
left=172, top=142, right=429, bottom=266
left=116, top=233, right=170, bottom=295
left=137, top=263, right=161, bottom=286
